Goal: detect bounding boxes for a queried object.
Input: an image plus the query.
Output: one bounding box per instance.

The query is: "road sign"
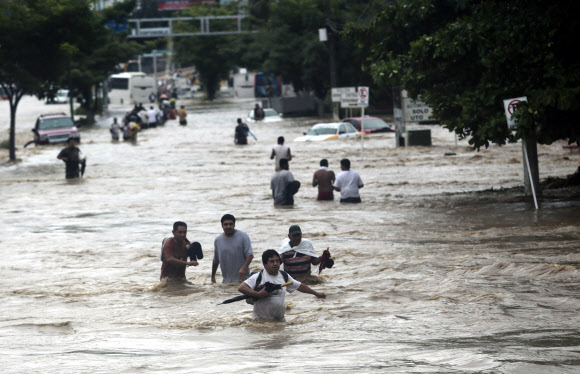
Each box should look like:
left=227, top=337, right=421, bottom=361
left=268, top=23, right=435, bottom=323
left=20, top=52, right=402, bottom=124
left=332, top=87, right=355, bottom=103
left=358, top=86, right=369, bottom=107
left=340, top=91, right=360, bottom=108
left=503, top=96, right=527, bottom=128
left=403, top=97, right=433, bottom=122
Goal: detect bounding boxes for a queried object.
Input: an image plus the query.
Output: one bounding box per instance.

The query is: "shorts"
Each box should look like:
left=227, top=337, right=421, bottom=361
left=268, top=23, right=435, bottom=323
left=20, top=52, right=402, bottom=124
left=340, top=197, right=361, bottom=203
left=317, top=191, right=334, bottom=201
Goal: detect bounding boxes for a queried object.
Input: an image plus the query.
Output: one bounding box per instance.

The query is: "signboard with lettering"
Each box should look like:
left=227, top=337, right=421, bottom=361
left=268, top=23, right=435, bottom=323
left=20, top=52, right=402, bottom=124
left=331, top=87, right=355, bottom=103
left=403, top=97, right=433, bottom=122
left=340, top=92, right=360, bottom=108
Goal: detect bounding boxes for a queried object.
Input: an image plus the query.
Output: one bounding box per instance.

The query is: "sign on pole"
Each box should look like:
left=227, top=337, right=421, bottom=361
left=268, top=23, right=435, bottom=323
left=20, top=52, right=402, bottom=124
left=357, top=86, right=369, bottom=108
left=503, top=96, right=537, bottom=209
left=503, top=96, right=527, bottom=128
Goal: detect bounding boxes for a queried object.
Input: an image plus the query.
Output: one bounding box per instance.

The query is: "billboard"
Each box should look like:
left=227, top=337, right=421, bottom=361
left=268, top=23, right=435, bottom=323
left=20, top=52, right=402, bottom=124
left=157, top=0, right=216, bottom=11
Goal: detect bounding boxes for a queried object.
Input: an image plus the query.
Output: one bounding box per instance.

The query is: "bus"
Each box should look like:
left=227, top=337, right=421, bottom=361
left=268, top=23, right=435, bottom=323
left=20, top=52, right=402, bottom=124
left=108, top=72, right=156, bottom=105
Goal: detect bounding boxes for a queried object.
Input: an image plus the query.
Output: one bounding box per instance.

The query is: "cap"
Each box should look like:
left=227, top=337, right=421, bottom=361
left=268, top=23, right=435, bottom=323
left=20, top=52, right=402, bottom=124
left=288, top=225, right=301, bottom=236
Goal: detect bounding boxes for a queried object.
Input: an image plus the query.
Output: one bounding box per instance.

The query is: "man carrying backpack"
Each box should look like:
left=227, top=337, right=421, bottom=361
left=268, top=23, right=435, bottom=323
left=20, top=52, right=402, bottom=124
left=238, top=249, right=326, bottom=321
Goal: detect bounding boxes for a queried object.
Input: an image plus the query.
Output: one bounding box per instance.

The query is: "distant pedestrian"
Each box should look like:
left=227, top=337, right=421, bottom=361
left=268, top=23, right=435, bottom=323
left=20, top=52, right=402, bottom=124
left=147, top=106, right=158, bottom=128
left=333, top=158, right=364, bottom=203
left=235, top=118, right=249, bottom=145
left=109, top=117, right=121, bottom=141
left=57, top=137, right=83, bottom=179
left=271, top=158, right=300, bottom=206
left=312, top=159, right=336, bottom=201
left=253, top=103, right=264, bottom=121
left=270, top=136, right=292, bottom=171
left=177, top=105, right=187, bottom=125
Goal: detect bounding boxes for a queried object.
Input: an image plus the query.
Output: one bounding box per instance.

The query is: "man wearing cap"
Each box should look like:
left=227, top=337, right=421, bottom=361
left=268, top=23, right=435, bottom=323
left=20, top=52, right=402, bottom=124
left=277, top=225, right=322, bottom=280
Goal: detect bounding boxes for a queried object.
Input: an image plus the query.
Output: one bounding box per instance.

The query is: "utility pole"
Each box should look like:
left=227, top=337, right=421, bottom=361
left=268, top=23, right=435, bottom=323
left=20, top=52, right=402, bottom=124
left=325, top=0, right=337, bottom=119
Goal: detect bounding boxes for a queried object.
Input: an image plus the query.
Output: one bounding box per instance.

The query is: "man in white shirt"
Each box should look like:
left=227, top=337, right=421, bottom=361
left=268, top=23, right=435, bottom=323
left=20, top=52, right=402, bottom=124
left=270, top=136, right=292, bottom=171
left=238, top=249, right=326, bottom=321
left=147, top=106, right=158, bottom=128
left=333, top=158, right=364, bottom=203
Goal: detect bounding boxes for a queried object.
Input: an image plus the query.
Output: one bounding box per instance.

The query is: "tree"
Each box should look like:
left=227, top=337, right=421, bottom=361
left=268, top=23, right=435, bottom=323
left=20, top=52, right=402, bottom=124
left=349, top=0, right=580, bottom=150
left=238, top=0, right=388, bottom=109
left=0, top=0, right=141, bottom=161
left=68, top=0, right=142, bottom=124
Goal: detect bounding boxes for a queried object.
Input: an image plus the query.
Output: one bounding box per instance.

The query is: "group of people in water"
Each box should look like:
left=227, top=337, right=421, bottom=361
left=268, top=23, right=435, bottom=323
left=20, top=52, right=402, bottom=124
left=269, top=135, right=364, bottom=205
left=160, top=216, right=331, bottom=322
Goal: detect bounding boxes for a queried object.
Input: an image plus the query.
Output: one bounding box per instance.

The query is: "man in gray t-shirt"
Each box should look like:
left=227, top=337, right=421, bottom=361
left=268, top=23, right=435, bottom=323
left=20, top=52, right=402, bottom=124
left=212, top=214, right=254, bottom=284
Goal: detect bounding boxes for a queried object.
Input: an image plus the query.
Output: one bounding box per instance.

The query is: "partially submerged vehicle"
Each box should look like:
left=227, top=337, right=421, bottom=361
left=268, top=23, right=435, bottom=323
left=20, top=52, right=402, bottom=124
left=294, top=122, right=360, bottom=142
left=32, top=113, right=80, bottom=145
left=247, top=108, right=283, bottom=123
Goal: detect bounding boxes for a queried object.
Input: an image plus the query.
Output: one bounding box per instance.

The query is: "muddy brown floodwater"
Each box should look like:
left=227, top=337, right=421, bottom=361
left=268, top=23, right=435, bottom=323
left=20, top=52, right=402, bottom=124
left=1, top=96, right=579, bottom=373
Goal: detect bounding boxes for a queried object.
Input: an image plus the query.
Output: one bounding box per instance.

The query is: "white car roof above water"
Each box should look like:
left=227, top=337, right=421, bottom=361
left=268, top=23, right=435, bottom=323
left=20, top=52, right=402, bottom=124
left=311, top=122, right=343, bottom=129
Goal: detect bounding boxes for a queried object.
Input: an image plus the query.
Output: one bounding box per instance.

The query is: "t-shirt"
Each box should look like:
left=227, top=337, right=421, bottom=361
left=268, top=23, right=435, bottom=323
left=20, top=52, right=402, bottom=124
left=160, top=237, right=188, bottom=280
left=270, top=170, right=295, bottom=205
left=213, top=230, right=253, bottom=284
left=333, top=170, right=363, bottom=199
left=147, top=109, right=157, bottom=123
left=58, top=146, right=80, bottom=166
left=281, top=250, right=315, bottom=277
left=272, top=144, right=290, bottom=171
left=244, top=271, right=301, bottom=321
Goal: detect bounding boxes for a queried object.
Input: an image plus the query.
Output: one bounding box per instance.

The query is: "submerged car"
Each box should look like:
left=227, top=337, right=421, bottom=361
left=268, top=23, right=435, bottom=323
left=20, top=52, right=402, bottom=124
left=341, top=117, right=395, bottom=134
left=294, top=122, right=360, bottom=142
left=46, top=89, right=70, bottom=104
left=246, top=108, right=283, bottom=122
left=32, top=113, right=80, bottom=145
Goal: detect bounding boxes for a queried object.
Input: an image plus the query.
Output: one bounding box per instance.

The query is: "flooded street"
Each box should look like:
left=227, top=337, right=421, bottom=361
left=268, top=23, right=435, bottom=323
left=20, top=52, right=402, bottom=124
left=1, top=96, right=579, bottom=373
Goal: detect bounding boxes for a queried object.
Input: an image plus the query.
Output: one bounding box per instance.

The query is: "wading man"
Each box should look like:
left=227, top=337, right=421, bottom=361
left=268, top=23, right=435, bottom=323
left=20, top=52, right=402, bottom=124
left=238, top=249, right=326, bottom=321
left=312, top=159, right=336, bottom=201
left=160, top=221, right=199, bottom=281
left=212, top=214, right=254, bottom=284
left=57, top=137, right=83, bottom=179
left=333, top=158, right=364, bottom=203
left=278, top=225, right=323, bottom=281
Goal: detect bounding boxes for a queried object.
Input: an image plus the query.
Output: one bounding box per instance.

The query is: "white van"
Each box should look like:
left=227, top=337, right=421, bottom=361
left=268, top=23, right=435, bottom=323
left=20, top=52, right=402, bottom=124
left=109, top=72, right=156, bottom=105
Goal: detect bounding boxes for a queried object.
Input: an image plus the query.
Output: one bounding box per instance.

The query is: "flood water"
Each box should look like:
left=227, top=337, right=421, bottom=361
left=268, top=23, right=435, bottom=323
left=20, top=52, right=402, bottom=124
left=1, top=96, right=579, bottom=373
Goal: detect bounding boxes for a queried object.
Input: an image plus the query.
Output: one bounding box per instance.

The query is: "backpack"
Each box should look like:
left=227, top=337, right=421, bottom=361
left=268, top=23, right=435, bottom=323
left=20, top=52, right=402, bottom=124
left=246, top=270, right=289, bottom=305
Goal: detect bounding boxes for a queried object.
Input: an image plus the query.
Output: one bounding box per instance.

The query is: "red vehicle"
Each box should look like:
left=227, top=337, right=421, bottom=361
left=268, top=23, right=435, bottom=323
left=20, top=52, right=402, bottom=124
left=32, top=113, right=80, bottom=145
left=341, top=117, right=395, bottom=134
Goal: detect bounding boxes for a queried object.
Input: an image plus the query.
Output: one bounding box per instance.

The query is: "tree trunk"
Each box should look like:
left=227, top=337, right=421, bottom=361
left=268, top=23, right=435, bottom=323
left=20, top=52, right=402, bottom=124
left=522, top=134, right=541, bottom=196
left=8, top=90, right=23, bottom=161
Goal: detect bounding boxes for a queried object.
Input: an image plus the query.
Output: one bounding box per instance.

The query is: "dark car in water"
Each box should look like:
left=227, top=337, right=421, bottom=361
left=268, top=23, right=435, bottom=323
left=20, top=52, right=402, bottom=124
left=32, top=113, right=80, bottom=145
left=341, top=117, right=395, bottom=134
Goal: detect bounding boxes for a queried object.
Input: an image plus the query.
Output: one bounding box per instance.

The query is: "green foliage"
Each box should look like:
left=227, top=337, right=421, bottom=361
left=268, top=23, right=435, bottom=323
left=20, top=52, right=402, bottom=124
left=173, top=5, right=240, bottom=100
left=238, top=0, right=386, bottom=100
left=349, top=0, right=580, bottom=148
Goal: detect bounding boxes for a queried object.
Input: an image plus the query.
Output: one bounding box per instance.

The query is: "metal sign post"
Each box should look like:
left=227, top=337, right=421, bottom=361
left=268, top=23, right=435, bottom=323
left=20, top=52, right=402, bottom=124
left=358, top=87, right=369, bottom=159
left=503, top=96, right=538, bottom=209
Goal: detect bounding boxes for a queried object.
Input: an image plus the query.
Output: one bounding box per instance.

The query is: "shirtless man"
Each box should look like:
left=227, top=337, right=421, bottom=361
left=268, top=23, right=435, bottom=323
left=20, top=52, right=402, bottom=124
left=312, top=159, right=336, bottom=201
